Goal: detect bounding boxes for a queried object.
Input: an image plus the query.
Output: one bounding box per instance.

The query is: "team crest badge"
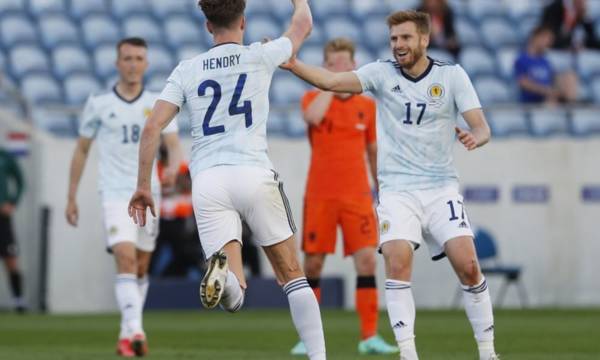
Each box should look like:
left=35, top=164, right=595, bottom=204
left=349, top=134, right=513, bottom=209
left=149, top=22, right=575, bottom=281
left=143, top=108, right=152, bottom=118
left=109, top=226, right=119, bottom=236
left=380, top=220, right=390, bottom=234
left=427, top=83, right=445, bottom=99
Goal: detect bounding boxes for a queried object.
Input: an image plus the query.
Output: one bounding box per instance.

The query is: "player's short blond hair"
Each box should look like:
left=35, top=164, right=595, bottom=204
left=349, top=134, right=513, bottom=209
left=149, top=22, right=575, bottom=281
left=386, top=10, right=431, bottom=35
left=323, top=38, right=355, bottom=61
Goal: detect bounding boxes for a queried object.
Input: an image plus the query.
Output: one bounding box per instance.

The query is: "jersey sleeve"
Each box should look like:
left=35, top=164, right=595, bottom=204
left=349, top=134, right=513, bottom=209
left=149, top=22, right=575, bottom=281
left=78, top=95, right=101, bottom=138
left=159, top=63, right=186, bottom=108
left=353, top=61, right=385, bottom=93
left=259, top=37, right=293, bottom=71
left=513, top=54, right=528, bottom=79
left=300, top=90, right=319, bottom=111
left=365, top=98, right=377, bottom=144
left=453, top=65, right=481, bottom=113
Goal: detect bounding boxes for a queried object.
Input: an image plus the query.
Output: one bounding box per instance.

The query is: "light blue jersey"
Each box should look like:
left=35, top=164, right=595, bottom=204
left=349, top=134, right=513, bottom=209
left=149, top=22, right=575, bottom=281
left=354, top=57, right=481, bottom=192
left=79, top=88, right=179, bottom=200
left=159, top=37, right=293, bottom=179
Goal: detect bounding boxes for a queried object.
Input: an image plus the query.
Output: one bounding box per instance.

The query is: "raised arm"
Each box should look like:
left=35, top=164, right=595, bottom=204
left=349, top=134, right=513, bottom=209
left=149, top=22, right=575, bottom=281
left=282, top=0, right=313, bottom=55
left=66, top=137, right=93, bottom=226
left=286, top=58, right=364, bottom=94
left=456, top=109, right=491, bottom=151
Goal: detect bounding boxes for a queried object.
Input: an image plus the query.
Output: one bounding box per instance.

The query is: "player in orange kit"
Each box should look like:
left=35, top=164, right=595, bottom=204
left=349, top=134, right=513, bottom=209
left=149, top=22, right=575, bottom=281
left=290, top=38, right=398, bottom=356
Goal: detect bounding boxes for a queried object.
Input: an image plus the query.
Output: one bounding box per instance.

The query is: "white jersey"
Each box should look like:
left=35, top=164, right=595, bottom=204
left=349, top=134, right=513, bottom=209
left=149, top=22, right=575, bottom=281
left=159, top=37, right=293, bottom=178
left=79, top=87, right=179, bottom=200
left=354, top=57, right=481, bottom=192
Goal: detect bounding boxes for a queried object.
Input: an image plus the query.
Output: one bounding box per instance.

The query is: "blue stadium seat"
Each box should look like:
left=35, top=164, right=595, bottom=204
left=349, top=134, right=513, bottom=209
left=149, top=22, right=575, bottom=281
left=354, top=47, right=373, bottom=67
left=176, top=45, right=205, bottom=62
left=588, top=0, right=600, bottom=19
left=591, top=76, right=600, bottom=104
left=506, top=2, right=543, bottom=23
left=51, top=45, right=92, bottom=79
left=387, top=0, right=419, bottom=14
left=150, top=0, right=189, bottom=18
left=529, top=108, right=569, bottom=137
left=473, top=77, right=513, bottom=105
left=518, top=16, right=538, bottom=44
left=9, top=45, right=49, bottom=79
left=576, top=50, right=600, bottom=78
left=245, top=0, right=272, bottom=17
left=362, top=15, right=389, bottom=51
left=104, top=74, right=119, bottom=88
left=82, top=15, right=122, bottom=49
left=497, top=47, right=518, bottom=80
left=123, top=15, right=164, bottom=44
left=571, top=108, right=600, bottom=136
left=377, top=47, right=394, bottom=61
left=39, top=15, right=80, bottom=49
left=270, top=74, right=308, bottom=105
left=267, top=110, right=286, bottom=135
left=32, top=109, right=77, bottom=136
left=165, top=16, right=204, bottom=49
left=351, top=0, right=388, bottom=18
left=285, top=109, right=307, bottom=137
left=455, top=18, right=481, bottom=46
left=459, top=47, right=496, bottom=77
left=0, top=0, right=26, bottom=14
left=268, top=0, right=292, bottom=19
left=311, top=0, right=349, bottom=19
left=303, top=22, right=325, bottom=46
left=93, top=45, right=118, bottom=79
left=487, top=108, right=529, bottom=137
left=110, top=0, right=149, bottom=19
left=480, top=17, right=519, bottom=49
left=467, top=1, right=507, bottom=21
left=28, top=0, right=66, bottom=17
left=546, top=50, right=574, bottom=72
left=324, top=17, right=362, bottom=45
left=298, top=45, right=324, bottom=66
left=245, top=16, right=281, bottom=44
left=428, top=49, right=455, bottom=64
left=0, top=51, right=5, bottom=71
left=147, top=46, right=175, bottom=77
left=21, top=73, right=63, bottom=105
left=63, top=74, right=102, bottom=105
left=0, top=15, right=37, bottom=48
left=146, top=72, right=169, bottom=92
left=70, top=0, right=107, bottom=20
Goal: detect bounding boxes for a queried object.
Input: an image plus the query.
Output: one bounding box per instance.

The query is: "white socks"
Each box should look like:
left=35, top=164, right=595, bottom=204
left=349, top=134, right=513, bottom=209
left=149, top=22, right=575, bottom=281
left=137, top=275, right=149, bottom=307
left=283, top=277, right=326, bottom=360
left=385, top=279, right=418, bottom=360
left=221, top=270, right=244, bottom=312
left=462, top=277, right=496, bottom=360
left=115, top=273, right=143, bottom=339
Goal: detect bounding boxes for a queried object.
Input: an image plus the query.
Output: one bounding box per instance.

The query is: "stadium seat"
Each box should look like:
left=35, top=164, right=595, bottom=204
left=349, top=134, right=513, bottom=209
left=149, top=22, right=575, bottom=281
left=467, top=1, right=507, bottom=20
left=39, top=15, right=80, bottom=49
left=354, top=47, right=373, bottom=68
left=0, top=15, right=37, bottom=48
left=69, top=0, right=107, bottom=20
left=0, top=52, right=5, bottom=71
left=546, top=50, right=574, bottom=72
left=284, top=109, right=307, bottom=137
left=529, top=108, right=569, bottom=137
left=176, top=45, right=205, bottom=62
left=387, top=0, right=419, bottom=14
left=51, top=46, right=92, bottom=79
left=93, top=45, right=118, bottom=79
left=110, top=0, right=149, bottom=19
left=576, top=50, right=600, bottom=78
left=104, top=74, right=119, bottom=88
left=455, top=18, right=481, bottom=46
left=122, top=15, right=164, bottom=44
left=428, top=48, right=455, bottom=64
left=146, top=72, right=169, bottom=92
left=63, top=74, right=102, bottom=105
left=487, top=108, right=529, bottom=137
left=165, top=16, right=204, bottom=49
left=150, top=0, right=189, bottom=18
left=323, top=17, right=362, bottom=45
left=362, top=15, right=390, bottom=51
left=9, top=45, right=49, bottom=79
left=497, top=47, right=518, bottom=80
left=351, top=0, right=388, bottom=18
left=28, top=0, right=66, bottom=17
left=303, top=22, right=325, bottom=46
left=0, top=0, right=26, bottom=14
left=268, top=0, right=292, bottom=19
left=473, top=76, right=513, bottom=105
left=21, top=73, right=63, bottom=105
left=147, top=46, right=175, bottom=77
left=298, top=45, right=324, bottom=66
left=81, top=15, right=122, bottom=49
left=270, top=74, right=308, bottom=105
left=311, top=0, right=349, bottom=19
left=518, top=16, right=539, bottom=44
left=245, top=16, right=281, bottom=44
left=377, top=47, right=394, bottom=62
left=591, top=76, right=600, bottom=104
left=245, top=0, right=272, bottom=17
left=459, top=47, right=497, bottom=78
left=571, top=108, right=600, bottom=136
left=480, top=17, right=520, bottom=49
left=32, top=108, right=77, bottom=136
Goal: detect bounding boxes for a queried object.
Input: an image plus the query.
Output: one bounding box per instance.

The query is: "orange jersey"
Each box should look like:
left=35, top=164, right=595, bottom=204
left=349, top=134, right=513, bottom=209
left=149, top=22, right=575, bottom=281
left=302, top=90, right=376, bottom=199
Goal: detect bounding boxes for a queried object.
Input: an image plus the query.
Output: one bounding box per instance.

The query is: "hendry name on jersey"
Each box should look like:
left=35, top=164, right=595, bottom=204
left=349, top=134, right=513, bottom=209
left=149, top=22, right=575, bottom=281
left=203, top=54, right=241, bottom=70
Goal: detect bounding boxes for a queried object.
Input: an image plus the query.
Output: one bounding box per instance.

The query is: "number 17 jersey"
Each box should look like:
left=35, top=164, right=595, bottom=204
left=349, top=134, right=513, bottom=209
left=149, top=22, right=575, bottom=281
left=159, top=38, right=293, bottom=179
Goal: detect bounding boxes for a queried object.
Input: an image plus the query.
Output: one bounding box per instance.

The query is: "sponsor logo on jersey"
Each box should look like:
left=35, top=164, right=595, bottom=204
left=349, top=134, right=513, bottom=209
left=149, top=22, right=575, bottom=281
left=427, top=83, right=445, bottom=99
left=390, top=85, right=403, bottom=94
left=458, top=221, right=469, bottom=229
left=380, top=220, right=390, bottom=234
left=109, top=226, right=119, bottom=236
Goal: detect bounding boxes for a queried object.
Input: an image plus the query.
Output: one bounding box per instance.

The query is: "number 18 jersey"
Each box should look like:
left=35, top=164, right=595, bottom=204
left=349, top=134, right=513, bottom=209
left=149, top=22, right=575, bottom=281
left=159, top=38, right=293, bottom=179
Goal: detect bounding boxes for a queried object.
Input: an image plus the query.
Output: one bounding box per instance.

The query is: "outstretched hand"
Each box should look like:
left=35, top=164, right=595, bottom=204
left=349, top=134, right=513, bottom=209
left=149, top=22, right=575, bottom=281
left=128, top=189, right=156, bottom=227
left=455, top=127, right=478, bottom=151
left=279, top=55, right=298, bottom=71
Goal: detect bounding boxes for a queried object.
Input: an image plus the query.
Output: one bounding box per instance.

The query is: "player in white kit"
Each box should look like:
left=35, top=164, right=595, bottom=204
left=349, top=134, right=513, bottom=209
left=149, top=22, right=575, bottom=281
left=282, top=10, right=498, bottom=360
left=66, top=38, right=182, bottom=357
left=128, top=1, right=326, bottom=359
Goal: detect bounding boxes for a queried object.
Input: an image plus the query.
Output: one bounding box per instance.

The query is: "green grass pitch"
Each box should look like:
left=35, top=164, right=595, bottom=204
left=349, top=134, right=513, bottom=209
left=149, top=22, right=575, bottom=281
left=0, top=309, right=598, bottom=359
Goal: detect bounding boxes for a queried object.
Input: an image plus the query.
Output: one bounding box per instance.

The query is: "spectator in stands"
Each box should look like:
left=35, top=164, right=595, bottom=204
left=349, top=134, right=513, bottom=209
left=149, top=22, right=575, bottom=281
left=515, top=26, right=579, bottom=104
left=541, top=0, right=600, bottom=50
left=0, top=147, right=26, bottom=313
left=417, top=0, right=460, bottom=57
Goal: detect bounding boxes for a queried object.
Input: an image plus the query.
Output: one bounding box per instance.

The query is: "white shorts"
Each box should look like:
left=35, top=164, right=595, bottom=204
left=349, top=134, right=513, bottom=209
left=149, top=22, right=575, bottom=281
left=102, top=200, right=159, bottom=252
left=192, top=165, right=296, bottom=260
left=377, top=185, right=474, bottom=260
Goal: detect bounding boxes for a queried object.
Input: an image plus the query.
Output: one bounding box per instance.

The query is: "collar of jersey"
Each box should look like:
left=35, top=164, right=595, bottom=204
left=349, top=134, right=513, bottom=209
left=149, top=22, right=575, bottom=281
left=398, top=56, right=434, bottom=83
left=113, top=85, right=145, bottom=104
left=211, top=41, right=242, bottom=49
